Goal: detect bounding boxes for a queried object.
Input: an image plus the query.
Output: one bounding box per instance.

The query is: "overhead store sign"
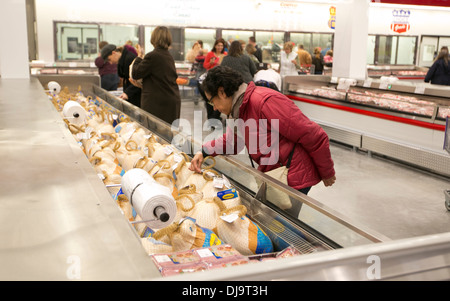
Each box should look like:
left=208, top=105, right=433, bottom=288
left=328, top=6, right=336, bottom=29
left=390, top=9, right=411, bottom=33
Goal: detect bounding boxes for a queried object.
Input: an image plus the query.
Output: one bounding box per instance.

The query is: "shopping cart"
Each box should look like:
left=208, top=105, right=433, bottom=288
left=444, top=116, right=450, bottom=211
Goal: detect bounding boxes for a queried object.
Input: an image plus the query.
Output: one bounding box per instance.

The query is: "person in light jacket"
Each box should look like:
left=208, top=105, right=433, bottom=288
left=189, top=66, right=336, bottom=216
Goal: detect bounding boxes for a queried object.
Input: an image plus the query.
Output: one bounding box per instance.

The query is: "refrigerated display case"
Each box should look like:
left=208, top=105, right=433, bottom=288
left=366, top=65, right=428, bottom=81
left=2, top=75, right=450, bottom=281
left=283, top=75, right=450, bottom=178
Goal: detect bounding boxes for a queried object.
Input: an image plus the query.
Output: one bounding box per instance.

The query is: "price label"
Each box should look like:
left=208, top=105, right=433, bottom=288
left=414, top=85, right=425, bottom=94
left=379, top=81, right=389, bottom=90
left=337, top=78, right=350, bottom=91
left=363, top=78, right=373, bottom=88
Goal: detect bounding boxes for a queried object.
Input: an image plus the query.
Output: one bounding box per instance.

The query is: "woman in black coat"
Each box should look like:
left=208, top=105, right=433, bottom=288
left=131, top=26, right=181, bottom=125
left=424, top=47, right=450, bottom=86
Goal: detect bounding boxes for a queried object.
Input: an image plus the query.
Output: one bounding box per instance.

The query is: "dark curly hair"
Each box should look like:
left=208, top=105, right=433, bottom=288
left=201, top=66, right=244, bottom=98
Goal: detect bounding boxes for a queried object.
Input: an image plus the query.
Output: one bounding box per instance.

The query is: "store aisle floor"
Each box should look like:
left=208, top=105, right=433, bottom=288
left=180, top=99, right=450, bottom=241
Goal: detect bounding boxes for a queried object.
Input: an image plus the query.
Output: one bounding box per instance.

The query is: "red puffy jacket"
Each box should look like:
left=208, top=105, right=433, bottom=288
left=203, top=82, right=335, bottom=190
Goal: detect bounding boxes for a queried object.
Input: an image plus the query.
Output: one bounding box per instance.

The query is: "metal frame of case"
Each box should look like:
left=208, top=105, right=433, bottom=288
left=4, top=75, right=449, bottom=281
left=282, top=75, right=450, bottom=178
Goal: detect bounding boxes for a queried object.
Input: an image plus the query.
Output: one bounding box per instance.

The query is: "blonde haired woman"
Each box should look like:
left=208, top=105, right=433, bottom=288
left=278, top=41, right=299, bottom=78
left=131, top=26, right=181, bottom=125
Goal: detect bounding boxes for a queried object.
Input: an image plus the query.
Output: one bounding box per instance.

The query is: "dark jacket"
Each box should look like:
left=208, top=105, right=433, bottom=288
left=131, top=47, right=181, bottom=125
left=202, top=82, right=335, bottom=190
left=221, top=54, right=257, bottom=83
left=312, top=54, right=324, bottom=74
left=117, top=46, right=141, bottom=107
left=254, top=46, right=263, bottom=63
left=424, top=59, right=450, bottom=85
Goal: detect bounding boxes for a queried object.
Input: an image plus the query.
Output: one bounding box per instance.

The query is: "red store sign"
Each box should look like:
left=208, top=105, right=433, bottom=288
left=390, top=9, right=411, bottom=33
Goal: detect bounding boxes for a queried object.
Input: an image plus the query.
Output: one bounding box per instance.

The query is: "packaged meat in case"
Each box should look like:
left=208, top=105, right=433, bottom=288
left=194, top=244, right=248, bottom=269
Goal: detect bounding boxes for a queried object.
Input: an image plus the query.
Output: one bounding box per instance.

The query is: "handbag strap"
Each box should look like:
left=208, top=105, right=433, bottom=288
left=248, top=145, right=296, bottom=168
left=285, top=146, right=295, bottom=169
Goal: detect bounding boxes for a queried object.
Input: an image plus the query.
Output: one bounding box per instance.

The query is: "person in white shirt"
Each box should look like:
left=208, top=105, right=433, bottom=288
left=278, top=41, right=299, bottom=78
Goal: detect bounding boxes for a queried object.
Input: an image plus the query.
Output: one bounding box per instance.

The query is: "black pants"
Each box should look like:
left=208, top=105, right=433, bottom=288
left=285, top=186, right=311, bottom=218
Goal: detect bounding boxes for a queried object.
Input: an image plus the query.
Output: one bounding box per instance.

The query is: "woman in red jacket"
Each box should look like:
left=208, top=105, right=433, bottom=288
left=203, top=38, right=227, bottom=70
left=190, top=66, right=336, bottom=215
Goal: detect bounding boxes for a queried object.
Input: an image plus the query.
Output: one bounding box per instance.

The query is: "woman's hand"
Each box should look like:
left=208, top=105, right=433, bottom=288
left=189, top=151, right=204, bottom=173
left=136, top=44, right=144, bottom=58
left=119, top=93, right=128, bottom=100
left=129, top=78, right=143, bottom=89
left=322, top=175, right=336, bottom=187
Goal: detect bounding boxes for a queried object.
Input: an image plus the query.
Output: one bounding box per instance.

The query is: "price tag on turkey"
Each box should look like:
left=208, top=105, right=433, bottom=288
left=220, top=213, right=239, bottom=223
left=414, top=84, right=425, bottom=94
left=222, top=175, right=231, bottom=189
left=213, top=177, right=224, bottom=189
left=163, top=146, right=174, bottom=155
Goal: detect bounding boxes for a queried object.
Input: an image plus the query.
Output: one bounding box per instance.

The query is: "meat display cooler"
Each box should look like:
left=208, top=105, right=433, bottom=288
left=366, top=65, right=428, bottom=81
left=283, top=75, right=450, bottom=179
left=2, top=76, right=450, bottom=281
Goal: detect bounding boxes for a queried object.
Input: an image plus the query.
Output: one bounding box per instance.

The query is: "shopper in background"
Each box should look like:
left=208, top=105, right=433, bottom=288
left=102, top=43, right=141, bottom=107
left=221, top=40, right=257, bottom=84
left=95, top=41, right=120, bottom=91
left=296, top=44, right=312, bottom=67
left=424, top=46, right=450, bottom=86
left=189, top=66, right=336, bottom=216
left=323, top=50, right=333, bottom=67
left=203, top=38, right=227, bottom=70
left=311, top=47, right=324, bottom=75
left=248, top=36, right=262, bottom=63
left=186, top=41, right=202, bottom=63
left=131, top=26, right=181, bottom=125
left=278, top=41, right=299, bottom=78
left=192, top=49, right=208, bottom=80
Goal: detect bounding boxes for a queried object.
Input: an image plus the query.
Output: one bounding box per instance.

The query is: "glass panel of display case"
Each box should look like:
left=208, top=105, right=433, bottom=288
left=397, top=36, right=416, bottom=65
left=255, top=31, right=285, bottom=65
left=419, top=36, right=438, bottom=67
left=99, top=24, right=139, bottom=50
left=184, top=28, right=217, bottom=60
left=438, top=37, right=450, bottom=50
left=377, top=35, right=394, bottom=64
left=55, top=22, right=99, bottom=61
left=367, top=35, right=376, bottom=64
left=168, top=27, right=184, bottom=61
